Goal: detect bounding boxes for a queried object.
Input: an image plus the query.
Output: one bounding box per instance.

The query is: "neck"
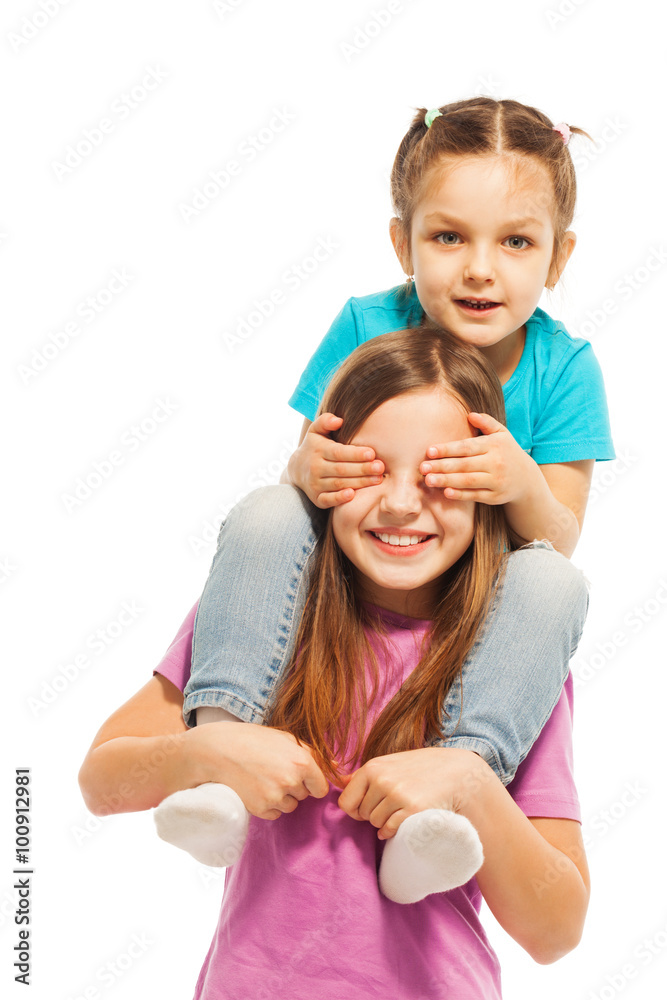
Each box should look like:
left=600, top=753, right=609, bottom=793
left=480, top=325, right=526, bottom=384
left=356, top=575, right=439, bottom=620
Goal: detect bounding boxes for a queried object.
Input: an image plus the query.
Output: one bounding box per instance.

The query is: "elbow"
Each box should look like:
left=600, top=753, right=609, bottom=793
left=77, top=759, right=106, bottom=817
left=78, top=755, right=128, bottom=817
left=525, top=909, right=587, bottom=965
left=529, top=928, right=583, bottom=965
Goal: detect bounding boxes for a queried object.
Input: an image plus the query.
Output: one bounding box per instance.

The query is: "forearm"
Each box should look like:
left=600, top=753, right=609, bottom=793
left=78, top=731, right=208, bottom=816
left=462, top=764, right=589, bottom=963
left=505, top=461, right=580, bottom=557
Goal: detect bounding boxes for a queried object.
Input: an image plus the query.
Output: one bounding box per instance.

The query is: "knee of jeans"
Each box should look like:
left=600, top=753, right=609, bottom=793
left=503, top=542, right=589, bottom=628
left=224, top=484, right=323, bottom=541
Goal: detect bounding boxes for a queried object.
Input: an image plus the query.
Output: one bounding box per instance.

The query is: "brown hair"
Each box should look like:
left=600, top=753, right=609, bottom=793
left=390, top=96, right=592, bottom=289
left=267, top=324, right=512, bottom=783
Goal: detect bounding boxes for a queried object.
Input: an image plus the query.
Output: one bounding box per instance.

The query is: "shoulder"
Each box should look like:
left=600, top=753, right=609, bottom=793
left=526, top=307, right=605, bottom=386
left=152, top=603, right=197, bottom=693
left=344, top=282, right=424, bottom=342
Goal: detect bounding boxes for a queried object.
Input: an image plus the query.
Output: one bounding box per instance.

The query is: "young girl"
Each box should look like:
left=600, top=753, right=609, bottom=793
left=79, top=328, right=590, bottom=999
left=151, top=97, right=612, bottom=879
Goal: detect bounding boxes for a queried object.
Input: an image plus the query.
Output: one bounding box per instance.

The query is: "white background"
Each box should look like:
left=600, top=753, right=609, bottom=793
left=2, top=1, right=666, bottom=998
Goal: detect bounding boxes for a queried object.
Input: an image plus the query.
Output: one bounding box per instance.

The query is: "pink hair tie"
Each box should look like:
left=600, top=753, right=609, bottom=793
left=552, top=122, right=571, bottom=146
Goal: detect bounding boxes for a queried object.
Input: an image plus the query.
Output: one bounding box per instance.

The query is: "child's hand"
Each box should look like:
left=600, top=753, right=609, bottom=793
left=337, top=747, right=493, bottom=840
left=287, top=413, right=384, bottom=508
left=188, top=722, right=329, bottom=821
left=419, top=412, right=535, bottom=505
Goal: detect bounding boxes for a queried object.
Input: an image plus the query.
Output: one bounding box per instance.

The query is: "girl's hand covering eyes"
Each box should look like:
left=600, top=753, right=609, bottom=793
left=287, top=412, right=385, bottom=509
left=419, top=412, right=535, bottom=505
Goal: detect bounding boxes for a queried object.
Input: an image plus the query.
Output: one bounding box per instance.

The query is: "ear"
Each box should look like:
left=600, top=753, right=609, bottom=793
left=546, top=230, right=576, bottom=290
left=389, top=217, right=413, bottom=276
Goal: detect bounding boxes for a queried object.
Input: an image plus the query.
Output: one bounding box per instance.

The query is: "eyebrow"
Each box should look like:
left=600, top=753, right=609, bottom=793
left=423, top=213, right=546, bottom=230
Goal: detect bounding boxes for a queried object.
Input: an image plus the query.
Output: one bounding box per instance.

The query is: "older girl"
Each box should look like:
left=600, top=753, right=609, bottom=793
left=80, top=327, right=589, bottom=999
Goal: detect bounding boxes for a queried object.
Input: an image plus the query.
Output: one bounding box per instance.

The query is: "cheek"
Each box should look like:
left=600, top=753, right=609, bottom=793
left=440, top=502, right=476, bottom=543
left=331, top=500, right=365, bottom=553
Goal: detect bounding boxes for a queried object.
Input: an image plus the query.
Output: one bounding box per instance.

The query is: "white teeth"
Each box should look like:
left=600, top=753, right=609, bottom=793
left=374, top=532, right=423, bottom=546
left=463, top=299, right=493, bottom=309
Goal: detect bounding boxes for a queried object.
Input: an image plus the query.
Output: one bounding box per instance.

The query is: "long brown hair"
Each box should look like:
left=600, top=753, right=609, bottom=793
left=390, top=96, right=592, bottom=289
left=267, top=325, right=513, bottom=783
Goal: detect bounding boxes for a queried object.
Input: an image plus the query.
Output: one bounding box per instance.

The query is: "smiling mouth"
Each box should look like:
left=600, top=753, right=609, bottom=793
left=370, top=531, right=433, bottom=547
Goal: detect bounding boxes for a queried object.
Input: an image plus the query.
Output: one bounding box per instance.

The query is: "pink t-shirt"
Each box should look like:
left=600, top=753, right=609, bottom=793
left=156, top=603, right=580, bottom=1000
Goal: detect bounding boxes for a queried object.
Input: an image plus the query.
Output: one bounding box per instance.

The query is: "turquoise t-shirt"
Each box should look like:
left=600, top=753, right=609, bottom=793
left=288, top=283, right=615, bottom=464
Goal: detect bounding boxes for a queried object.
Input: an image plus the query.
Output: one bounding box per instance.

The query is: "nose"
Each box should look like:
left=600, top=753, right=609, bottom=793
left=463, top=243, right=494, bottom=283
left=379, top=473, right=422, bottom=518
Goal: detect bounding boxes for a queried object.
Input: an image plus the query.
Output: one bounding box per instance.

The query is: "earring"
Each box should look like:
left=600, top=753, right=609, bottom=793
left=405, top=275, right=414, bottom=283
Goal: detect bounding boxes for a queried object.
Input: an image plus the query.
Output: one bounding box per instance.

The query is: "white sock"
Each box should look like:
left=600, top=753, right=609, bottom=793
left=154, top=783, right=249, bottom=867
left=153, top=706, right=250, bottom=867
left=378, top=809, right=484, bottom=904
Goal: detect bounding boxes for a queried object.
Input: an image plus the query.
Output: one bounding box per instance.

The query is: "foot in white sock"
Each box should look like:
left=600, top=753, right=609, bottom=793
left=153, top=783, right=249, bottom=867
left=378, top=808, right=483, bottom=904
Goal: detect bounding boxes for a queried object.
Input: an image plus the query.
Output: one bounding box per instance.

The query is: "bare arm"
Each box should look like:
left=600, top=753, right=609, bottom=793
left=465, top=765, right=590, bottom=964
left=504, top=458, right=594, bottom=557
left=78, top=675, right=213, bottom=815
left=78, top=675, right=329, bottom=818
left=338, top=747, right=590, bottom=964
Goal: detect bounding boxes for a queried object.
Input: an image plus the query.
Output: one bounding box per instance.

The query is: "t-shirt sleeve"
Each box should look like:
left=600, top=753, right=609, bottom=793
left=288, top=297, right=362, bottom=421
left=507, top=673, right=581, bottom=822
left=531, top=341, right=615, bottom=465
left=153, top=602, right=197, bottom=694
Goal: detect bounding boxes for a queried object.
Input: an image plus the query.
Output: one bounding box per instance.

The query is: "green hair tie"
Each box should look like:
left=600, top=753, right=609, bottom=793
left=425, top=108, right=443, bottom=128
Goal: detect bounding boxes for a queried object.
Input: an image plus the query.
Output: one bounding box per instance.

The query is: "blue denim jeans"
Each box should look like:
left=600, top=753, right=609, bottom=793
left=183, top=485, right=589, bottom=785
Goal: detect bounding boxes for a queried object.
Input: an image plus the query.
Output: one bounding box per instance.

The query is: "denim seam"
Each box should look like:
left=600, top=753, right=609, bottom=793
left=182, top=689, right=265, bottom=727
left=439, top=543, right=588, bottom=785
left=260, top=523, right=322, bottom=711
left=431, top=736, right=506, bottom=784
